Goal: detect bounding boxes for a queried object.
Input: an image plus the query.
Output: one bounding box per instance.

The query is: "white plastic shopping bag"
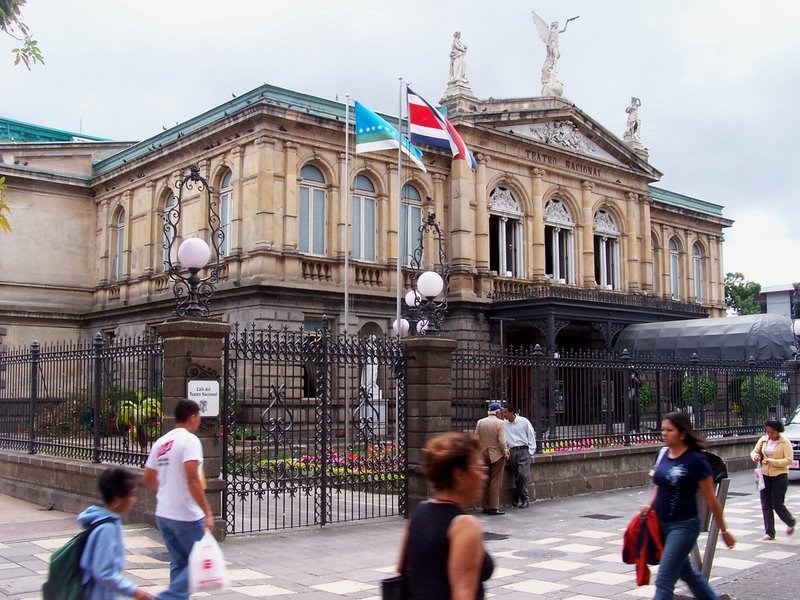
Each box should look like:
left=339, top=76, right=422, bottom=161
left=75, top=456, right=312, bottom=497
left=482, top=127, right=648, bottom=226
left=754, top=466, right=766, bottom=492
left=188, top=530, right=229, bottom=592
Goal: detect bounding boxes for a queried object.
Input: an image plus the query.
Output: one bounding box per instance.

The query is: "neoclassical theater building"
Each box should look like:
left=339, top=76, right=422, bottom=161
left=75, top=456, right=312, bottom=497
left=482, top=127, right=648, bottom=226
left=0, top=75, right=732, bottom=350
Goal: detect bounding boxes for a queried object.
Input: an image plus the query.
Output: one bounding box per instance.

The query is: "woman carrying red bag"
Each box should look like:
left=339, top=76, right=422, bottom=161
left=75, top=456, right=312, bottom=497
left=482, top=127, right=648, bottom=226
left=640, top=412, right=735, bottom=600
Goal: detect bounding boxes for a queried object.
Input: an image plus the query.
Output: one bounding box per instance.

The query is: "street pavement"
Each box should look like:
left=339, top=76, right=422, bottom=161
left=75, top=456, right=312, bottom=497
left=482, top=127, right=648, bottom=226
left=0, top=469, right=798, bottom=599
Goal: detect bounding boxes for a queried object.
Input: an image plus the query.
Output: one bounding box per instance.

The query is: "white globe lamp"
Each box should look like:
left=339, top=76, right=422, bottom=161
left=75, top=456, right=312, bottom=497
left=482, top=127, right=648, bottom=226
left=405, top=290, right=420, bottom=308
left=417, top=271, right=444, bottom=299
left=392, top=318, right=410, bottom=336
left=178, top=237, right=211, bottom=269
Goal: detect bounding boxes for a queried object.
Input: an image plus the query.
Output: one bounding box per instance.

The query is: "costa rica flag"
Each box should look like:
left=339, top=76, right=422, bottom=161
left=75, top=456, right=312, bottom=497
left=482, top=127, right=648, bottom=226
left=407, top=87, right=477, bottom=171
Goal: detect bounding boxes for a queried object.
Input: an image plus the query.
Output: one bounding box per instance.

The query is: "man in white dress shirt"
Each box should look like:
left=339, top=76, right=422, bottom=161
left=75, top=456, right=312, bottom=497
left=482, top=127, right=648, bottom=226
left=503, top=405, right=536, bottom=508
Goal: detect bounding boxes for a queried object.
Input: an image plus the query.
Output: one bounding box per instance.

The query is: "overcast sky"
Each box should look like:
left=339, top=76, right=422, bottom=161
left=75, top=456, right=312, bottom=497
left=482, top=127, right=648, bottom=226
left=4, top=0, right=798, bottom=288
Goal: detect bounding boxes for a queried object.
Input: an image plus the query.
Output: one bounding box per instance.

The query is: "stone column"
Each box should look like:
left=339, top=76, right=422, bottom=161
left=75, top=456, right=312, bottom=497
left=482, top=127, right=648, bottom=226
left=153, top=318, right=231, bottom=538
left=231, top=144, right=244, bottom=256
left=531, top=168, right=546, bottom=279
left=640, top=196, right=654, bottom=293
left=404, top=336, right=458, bottom=511
left=474, top=154, right=490, bottom=273
left=282, top=141, right=298, bottom=253
left=143, top=180, right=156, bottom=276
left=580, top=181, right=595, bottom=286
left=625, top=192, right=640, bottom=291
left=660, top=224, right=670, bottom=297
left=254, top=136, right=276, bottom=251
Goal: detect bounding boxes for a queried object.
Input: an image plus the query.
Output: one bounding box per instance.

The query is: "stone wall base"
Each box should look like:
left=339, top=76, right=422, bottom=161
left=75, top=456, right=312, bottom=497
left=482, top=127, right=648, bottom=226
left=0, top=436, right=758, bottom=530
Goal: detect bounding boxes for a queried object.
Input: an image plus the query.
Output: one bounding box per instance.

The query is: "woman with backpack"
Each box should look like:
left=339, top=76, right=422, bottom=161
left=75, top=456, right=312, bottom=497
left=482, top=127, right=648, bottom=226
left=78, top=467, right=153, bottom=599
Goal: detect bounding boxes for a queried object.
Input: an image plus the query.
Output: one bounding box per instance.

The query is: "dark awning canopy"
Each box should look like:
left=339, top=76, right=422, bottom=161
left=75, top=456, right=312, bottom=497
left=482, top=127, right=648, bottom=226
left=614, top=314, right=796, bottom=361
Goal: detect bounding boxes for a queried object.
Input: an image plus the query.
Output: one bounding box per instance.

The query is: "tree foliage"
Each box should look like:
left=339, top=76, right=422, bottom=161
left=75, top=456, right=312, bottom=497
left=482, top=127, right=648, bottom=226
left=793, top=282, right=800, bottom=319
left=0, top=0, right=43, bottom=69
left=0, top=176, right=11, bottom=232
left=724, top=272, right=762, bottom=316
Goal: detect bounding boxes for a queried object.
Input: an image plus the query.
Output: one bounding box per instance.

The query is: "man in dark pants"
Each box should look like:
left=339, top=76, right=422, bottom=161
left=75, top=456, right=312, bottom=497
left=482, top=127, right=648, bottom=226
left=503, top=405, right=536, bottom=508
left=475, top=402, right=509, bottom=515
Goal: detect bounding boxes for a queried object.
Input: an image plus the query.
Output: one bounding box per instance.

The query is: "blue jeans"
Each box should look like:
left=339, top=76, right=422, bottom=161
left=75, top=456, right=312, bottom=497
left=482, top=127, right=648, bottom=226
left=654, top=516, right=718, bottom=600
left=156, top=516, right=205, bottom=600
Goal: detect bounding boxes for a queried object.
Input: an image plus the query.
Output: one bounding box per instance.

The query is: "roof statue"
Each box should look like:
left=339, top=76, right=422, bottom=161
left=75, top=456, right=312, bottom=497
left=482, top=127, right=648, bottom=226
left=448, top=31, right=469, bottom=85
left=624, top=97, right=642, bottom=142
left=531, top=10, right=579, bottom=97
left=441, top=30, right=478, bottom=109
left=623, top=96, right=647, bottom=156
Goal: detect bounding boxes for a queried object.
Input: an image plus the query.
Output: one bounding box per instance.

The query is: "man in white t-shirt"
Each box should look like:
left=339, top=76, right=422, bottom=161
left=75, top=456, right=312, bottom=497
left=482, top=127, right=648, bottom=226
left=503, top=404, right=536, bottom=509
left=143, top=399, right=213, bottom=600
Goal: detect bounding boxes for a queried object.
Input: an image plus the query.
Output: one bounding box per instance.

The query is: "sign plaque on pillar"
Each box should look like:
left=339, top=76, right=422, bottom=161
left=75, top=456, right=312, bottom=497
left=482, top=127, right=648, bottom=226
left=187, top=380, right=220, bottom=417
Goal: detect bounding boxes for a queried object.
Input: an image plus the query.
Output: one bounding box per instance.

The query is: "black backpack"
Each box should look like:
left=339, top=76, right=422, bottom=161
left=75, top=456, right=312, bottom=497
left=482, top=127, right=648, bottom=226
left=42, top=517, right=115, bottom=600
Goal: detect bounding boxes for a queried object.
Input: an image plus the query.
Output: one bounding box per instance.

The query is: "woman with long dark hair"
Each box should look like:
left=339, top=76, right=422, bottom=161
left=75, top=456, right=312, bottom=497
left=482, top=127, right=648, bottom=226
left=641, top=411, right=735, bottom=600
left=751, top=418, right=796, bottom=540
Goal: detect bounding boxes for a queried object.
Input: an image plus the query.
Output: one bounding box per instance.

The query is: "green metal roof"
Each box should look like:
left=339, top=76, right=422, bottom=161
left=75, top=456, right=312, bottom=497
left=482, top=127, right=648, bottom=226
left=0, top=116, right=108, bottom=142
left=93, top=83, right=359, bottom=175
left=648, top=185, right=724, bottom=218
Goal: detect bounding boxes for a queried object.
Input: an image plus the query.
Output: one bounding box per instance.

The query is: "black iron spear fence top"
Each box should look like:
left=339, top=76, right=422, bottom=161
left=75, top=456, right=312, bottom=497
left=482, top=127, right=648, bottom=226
left=164, top=164, right=224, bottom=318
left=406, top=212, right=450, bottom=335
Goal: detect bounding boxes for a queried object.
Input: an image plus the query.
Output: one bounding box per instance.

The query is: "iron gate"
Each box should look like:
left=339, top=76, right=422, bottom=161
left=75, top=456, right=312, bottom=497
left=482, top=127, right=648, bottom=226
left=222, top=319, right=407, bottom=534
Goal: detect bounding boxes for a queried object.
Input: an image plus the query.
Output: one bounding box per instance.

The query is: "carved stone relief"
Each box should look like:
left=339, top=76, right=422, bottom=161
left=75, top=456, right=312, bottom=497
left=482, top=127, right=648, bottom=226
left=488, top=186, right=522, bottom=215
left=594, top=209, right=618, bottom=235
left=544, top=198, right=573, bottom=226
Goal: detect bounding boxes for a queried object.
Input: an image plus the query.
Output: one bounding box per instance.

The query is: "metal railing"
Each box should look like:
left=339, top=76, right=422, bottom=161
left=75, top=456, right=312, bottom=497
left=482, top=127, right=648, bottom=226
left=452, top=343, right=798, bottom=452
left=0, top=333, right=163, bottom=465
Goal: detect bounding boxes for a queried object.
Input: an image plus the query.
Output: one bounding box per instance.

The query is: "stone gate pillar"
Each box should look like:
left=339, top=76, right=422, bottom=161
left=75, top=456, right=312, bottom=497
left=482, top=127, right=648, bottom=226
left=154, top=318, right=230, bottom=538
left=403, top=336, right=458, bottom=511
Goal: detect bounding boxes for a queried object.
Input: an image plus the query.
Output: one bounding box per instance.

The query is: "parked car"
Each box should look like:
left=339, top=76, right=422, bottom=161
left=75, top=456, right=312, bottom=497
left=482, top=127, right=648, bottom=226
left=783, top=404, right=800, bottom=477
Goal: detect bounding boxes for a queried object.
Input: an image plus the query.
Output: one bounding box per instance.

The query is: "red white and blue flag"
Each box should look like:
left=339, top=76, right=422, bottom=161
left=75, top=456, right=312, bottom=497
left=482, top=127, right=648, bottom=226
left=407, top=87, right=477, bottom=171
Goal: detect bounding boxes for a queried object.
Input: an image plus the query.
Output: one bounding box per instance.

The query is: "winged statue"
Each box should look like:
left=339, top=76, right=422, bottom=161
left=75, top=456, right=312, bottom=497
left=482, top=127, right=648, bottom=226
left=531, top=10, right=579, bottom=97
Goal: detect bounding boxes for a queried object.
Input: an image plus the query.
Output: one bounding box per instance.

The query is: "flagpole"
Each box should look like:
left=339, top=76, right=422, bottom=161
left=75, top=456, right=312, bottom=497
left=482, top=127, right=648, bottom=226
left=396, top=78, right=404, bottom=340
left=344, top=93, right=351, bottom=337
left=343, top=93, right=351, bottom=453
left=395, top=77, right=405, bottom=449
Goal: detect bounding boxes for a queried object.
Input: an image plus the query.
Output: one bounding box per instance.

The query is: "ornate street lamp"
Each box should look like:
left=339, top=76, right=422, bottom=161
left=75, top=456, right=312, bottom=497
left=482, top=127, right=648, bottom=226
left=164, top=164, right=224, bottom=317
left=403, top=212, right=450, bottom=336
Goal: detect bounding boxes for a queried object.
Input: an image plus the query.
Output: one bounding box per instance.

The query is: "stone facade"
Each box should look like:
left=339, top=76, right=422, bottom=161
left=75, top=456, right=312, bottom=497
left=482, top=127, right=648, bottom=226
left=0, top=83, right=732, bottom=347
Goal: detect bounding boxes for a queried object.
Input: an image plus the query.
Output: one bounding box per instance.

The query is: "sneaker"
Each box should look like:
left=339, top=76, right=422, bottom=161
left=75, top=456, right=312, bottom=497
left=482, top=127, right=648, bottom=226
left=718, top=594, right=732, bottom=600
left=518, top=500, right=530, bottom=509
left=761, top=534, right=774, bottom=541
left=788, top=525, right=795, bottom=536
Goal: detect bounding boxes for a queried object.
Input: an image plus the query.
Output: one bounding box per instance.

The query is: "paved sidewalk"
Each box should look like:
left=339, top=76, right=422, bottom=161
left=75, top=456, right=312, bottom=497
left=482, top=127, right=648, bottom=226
left=0, top=470, right=798, bottom=599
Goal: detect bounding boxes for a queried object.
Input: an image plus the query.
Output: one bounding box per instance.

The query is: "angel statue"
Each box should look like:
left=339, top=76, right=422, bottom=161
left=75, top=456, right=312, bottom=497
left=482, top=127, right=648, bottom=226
left=448, top=31, right=468, bottom=84
left=624, top=97, right=642, bottom=142
left=531, top=10, right=579, bottom=97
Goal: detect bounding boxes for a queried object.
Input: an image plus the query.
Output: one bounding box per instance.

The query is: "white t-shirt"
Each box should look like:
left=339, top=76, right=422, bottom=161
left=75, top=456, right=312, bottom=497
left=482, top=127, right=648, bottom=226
left=145, top=427, right=205, bottom=521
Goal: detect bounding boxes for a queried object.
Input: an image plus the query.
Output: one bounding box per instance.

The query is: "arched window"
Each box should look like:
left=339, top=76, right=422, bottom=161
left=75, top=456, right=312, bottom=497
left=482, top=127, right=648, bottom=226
left=593, top=209, right=620, bottom=289
left=352, top=174, right=376, bottom=261
left=401, top=184, right=422, bottom=266
left=692, top=243, right=703, bottom=303
left=113, top=209, right=126, bottom=282
left=651, top=232, right=661, bottom=294
left=669, top=238, right=680, bottom=300
left=488, top=186, right=523, bottom=277
left=218, top=170, right=233, bottom=257
left=544, top=198, right=574, bottom=283
left=163, top=192, right=177, bottom=272
left=299, top=165, right=326, bottom=255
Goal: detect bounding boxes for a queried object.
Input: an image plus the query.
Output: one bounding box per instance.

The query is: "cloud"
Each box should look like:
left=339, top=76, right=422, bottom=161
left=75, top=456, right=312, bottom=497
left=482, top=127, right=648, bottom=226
left=724, top=209, right=800, bottom=286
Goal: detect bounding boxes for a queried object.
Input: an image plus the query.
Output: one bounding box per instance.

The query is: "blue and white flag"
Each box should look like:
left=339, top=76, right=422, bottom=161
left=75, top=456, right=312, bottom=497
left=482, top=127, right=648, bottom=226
left=354, top=101, right=426, bottom=172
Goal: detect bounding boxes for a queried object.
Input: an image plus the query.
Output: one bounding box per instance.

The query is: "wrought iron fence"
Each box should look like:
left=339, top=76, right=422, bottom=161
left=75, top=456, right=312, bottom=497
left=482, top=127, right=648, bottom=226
left=223, top=319, right=407, bottom=534
left=0, top=333, right=163, bottom=465
left=452, top=343, right=799, bottom=452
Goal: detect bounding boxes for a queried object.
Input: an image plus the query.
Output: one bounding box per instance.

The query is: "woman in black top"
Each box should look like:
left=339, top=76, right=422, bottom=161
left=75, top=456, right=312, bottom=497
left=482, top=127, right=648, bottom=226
left=641, top=412, right=735, bottom=600
left=397, top=432, right=494, bottom=599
